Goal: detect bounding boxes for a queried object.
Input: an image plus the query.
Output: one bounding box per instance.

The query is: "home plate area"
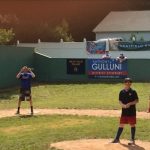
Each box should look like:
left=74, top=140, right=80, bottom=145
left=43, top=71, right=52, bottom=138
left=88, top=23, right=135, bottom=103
left=50, top=139, right=150, bottom=150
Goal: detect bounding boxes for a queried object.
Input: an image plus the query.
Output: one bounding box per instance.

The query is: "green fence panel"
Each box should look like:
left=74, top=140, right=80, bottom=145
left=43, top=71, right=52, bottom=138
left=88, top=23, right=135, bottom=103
left=34, top=53, right=87, bottom=82
left=34, top=53, right=150, bottom=83
left=1, top=48, right=150, bottom=89
left=0, top=46, right=34, bottom=88
left=128, top=59, right=150, bottom=82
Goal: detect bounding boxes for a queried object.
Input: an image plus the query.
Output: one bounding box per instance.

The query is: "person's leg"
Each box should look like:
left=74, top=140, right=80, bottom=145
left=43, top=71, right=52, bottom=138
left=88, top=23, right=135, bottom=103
left=128, top=124, right=136, bottom=145
left=112, top=124, right=124, bottom=143
left=112, top=116, right=128, bottom=143
left=16, top=100, right=21, bottom=114
left=128, top=116, right=136, bottom=145
left=16, top=90, right=24, bottom=114
left=26, top=90, right=33, bottom=115
left=29, top=99, right=34, bottom=115
left=131, top=125, right=136, bottom=141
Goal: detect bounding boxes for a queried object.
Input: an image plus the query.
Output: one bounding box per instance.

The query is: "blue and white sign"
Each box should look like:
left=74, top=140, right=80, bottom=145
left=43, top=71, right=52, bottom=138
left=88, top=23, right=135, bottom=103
left=118, top=41, right=150, bottom=51
left=88, top=59, right=128, bottom=79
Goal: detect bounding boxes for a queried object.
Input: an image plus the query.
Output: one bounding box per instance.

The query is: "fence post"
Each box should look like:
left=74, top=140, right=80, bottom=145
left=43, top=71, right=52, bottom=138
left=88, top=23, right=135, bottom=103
left=38, top=39, right=41, bottom=43
left=83, top=38, right=86, bottom=43
left=60, top=38, right=63, bottom=43
left=17, top=40, right=19, bottom=45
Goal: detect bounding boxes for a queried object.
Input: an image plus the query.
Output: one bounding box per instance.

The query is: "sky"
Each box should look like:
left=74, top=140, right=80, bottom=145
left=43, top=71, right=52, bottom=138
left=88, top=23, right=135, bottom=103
left=0, top=0, right=150, bottom=42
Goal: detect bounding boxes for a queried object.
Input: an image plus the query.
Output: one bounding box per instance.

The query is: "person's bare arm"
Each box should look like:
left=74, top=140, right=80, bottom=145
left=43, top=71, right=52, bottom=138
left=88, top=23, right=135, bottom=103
left=16, top=68, right=23, bottom=79
left=28, top=68, right=35, bottom=78
left=119, top=101, right=129, bottom=109
left=126, top=99, right=139, bottom=108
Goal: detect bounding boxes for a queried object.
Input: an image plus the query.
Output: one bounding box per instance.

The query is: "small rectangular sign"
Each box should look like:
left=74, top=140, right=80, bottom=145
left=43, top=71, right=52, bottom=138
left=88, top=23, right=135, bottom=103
left=67, top=59, right=85, bottom=74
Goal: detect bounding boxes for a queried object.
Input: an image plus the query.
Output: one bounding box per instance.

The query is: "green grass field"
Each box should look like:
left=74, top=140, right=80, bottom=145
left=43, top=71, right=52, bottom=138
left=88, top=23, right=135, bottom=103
left=0, top=83, right=150, bottom=150
left=0, top=115, right=150, bottom=150
left=0, top=83, right=149, bottom=111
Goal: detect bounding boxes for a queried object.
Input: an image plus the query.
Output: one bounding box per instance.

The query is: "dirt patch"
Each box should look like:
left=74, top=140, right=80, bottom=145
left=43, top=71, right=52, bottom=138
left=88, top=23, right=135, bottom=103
left=50, top=139, right=150, bottom=150
left=0, top=109, right=149, bottom=119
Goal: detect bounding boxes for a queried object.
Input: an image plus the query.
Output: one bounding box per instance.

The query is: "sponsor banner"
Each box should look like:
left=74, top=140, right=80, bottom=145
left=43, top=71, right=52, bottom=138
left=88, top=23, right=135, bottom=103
left=86, top=41, right=106, bottom=54
left=88, top=59, right=128, bottom=78
left=118, top=41, right=150, bottom=51
left=67, top=59, right=85, bottom=74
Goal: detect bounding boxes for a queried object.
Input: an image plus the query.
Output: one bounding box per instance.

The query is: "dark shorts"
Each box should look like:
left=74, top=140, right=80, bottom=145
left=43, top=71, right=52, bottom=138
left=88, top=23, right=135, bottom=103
left=120, top=116, right=136, bottom=125
left=19, top=88, right=31, bottom=101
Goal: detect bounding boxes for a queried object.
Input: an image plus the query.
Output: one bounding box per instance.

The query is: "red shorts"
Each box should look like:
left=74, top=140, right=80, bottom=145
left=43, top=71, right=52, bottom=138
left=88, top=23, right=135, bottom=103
left=120, top=116, right=136, bottom=125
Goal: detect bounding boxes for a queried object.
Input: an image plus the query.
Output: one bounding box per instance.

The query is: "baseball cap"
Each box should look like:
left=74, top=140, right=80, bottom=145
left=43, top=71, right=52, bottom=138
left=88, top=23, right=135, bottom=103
left=124, top=78, right=132, bottom=83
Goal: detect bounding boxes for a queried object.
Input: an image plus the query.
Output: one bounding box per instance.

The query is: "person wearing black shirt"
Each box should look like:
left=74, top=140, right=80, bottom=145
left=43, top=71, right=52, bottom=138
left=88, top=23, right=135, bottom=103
left=112, top=78, right=139, bottom=145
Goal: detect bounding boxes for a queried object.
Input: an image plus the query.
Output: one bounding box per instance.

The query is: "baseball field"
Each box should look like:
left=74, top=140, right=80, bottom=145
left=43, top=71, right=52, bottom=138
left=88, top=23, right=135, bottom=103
left=0, top=83, right=150, bottom=150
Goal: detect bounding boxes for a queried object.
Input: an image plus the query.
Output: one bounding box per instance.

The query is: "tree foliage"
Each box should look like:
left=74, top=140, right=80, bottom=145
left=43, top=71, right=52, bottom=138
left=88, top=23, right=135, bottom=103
left=0, top=28, right=15, bottom=44
left=54, top=19, right=74, bottom=42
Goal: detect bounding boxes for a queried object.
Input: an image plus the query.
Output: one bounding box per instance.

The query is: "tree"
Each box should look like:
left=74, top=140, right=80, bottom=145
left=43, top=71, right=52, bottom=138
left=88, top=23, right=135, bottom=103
left=0, top=14, right=19, bottom=28
left=0, top=28, right=15, bottom=44
left=54, top=19, right=74, bottom=42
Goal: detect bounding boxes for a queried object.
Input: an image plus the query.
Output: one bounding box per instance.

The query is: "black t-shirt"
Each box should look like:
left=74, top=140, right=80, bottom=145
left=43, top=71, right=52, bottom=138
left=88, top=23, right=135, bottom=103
left=119, top=88, right=138, bottom=116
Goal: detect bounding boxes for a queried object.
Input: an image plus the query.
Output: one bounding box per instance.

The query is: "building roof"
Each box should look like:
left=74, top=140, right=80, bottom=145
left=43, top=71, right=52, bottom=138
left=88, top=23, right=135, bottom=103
left=93, top=11, right=150, bottom=33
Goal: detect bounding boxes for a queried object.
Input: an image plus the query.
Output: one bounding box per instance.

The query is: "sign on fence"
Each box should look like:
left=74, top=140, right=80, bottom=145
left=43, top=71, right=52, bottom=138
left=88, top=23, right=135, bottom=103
left=88, top=59, right=128, bottom=79
left=67, top=59, right=85, bottom=74
left=86, top=41, right=107, bottom=54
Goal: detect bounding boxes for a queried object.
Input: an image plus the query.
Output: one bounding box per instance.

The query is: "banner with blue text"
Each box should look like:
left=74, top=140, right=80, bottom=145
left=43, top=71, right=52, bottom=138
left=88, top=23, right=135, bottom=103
left=88, top=59, right=128, bottom=79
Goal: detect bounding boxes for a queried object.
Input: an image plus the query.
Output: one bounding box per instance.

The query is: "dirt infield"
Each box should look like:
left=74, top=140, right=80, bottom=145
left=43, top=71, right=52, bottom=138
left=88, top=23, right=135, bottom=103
left=50, top=139, right=150, bottom=150
left=0, top=109, right=149, bottom=119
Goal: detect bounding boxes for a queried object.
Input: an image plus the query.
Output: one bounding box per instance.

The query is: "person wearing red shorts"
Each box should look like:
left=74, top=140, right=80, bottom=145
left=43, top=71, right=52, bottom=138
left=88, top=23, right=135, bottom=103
left=112, top=78, right=139, bottom=145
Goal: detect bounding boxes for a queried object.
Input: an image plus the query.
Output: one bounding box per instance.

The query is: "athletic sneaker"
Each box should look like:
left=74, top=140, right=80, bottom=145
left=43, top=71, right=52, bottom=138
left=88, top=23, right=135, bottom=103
left=15, top=111, right=20, bottom=115
left=111, top=139, right=120, bottom=143
left=128, top=140, right=135, bottom=145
